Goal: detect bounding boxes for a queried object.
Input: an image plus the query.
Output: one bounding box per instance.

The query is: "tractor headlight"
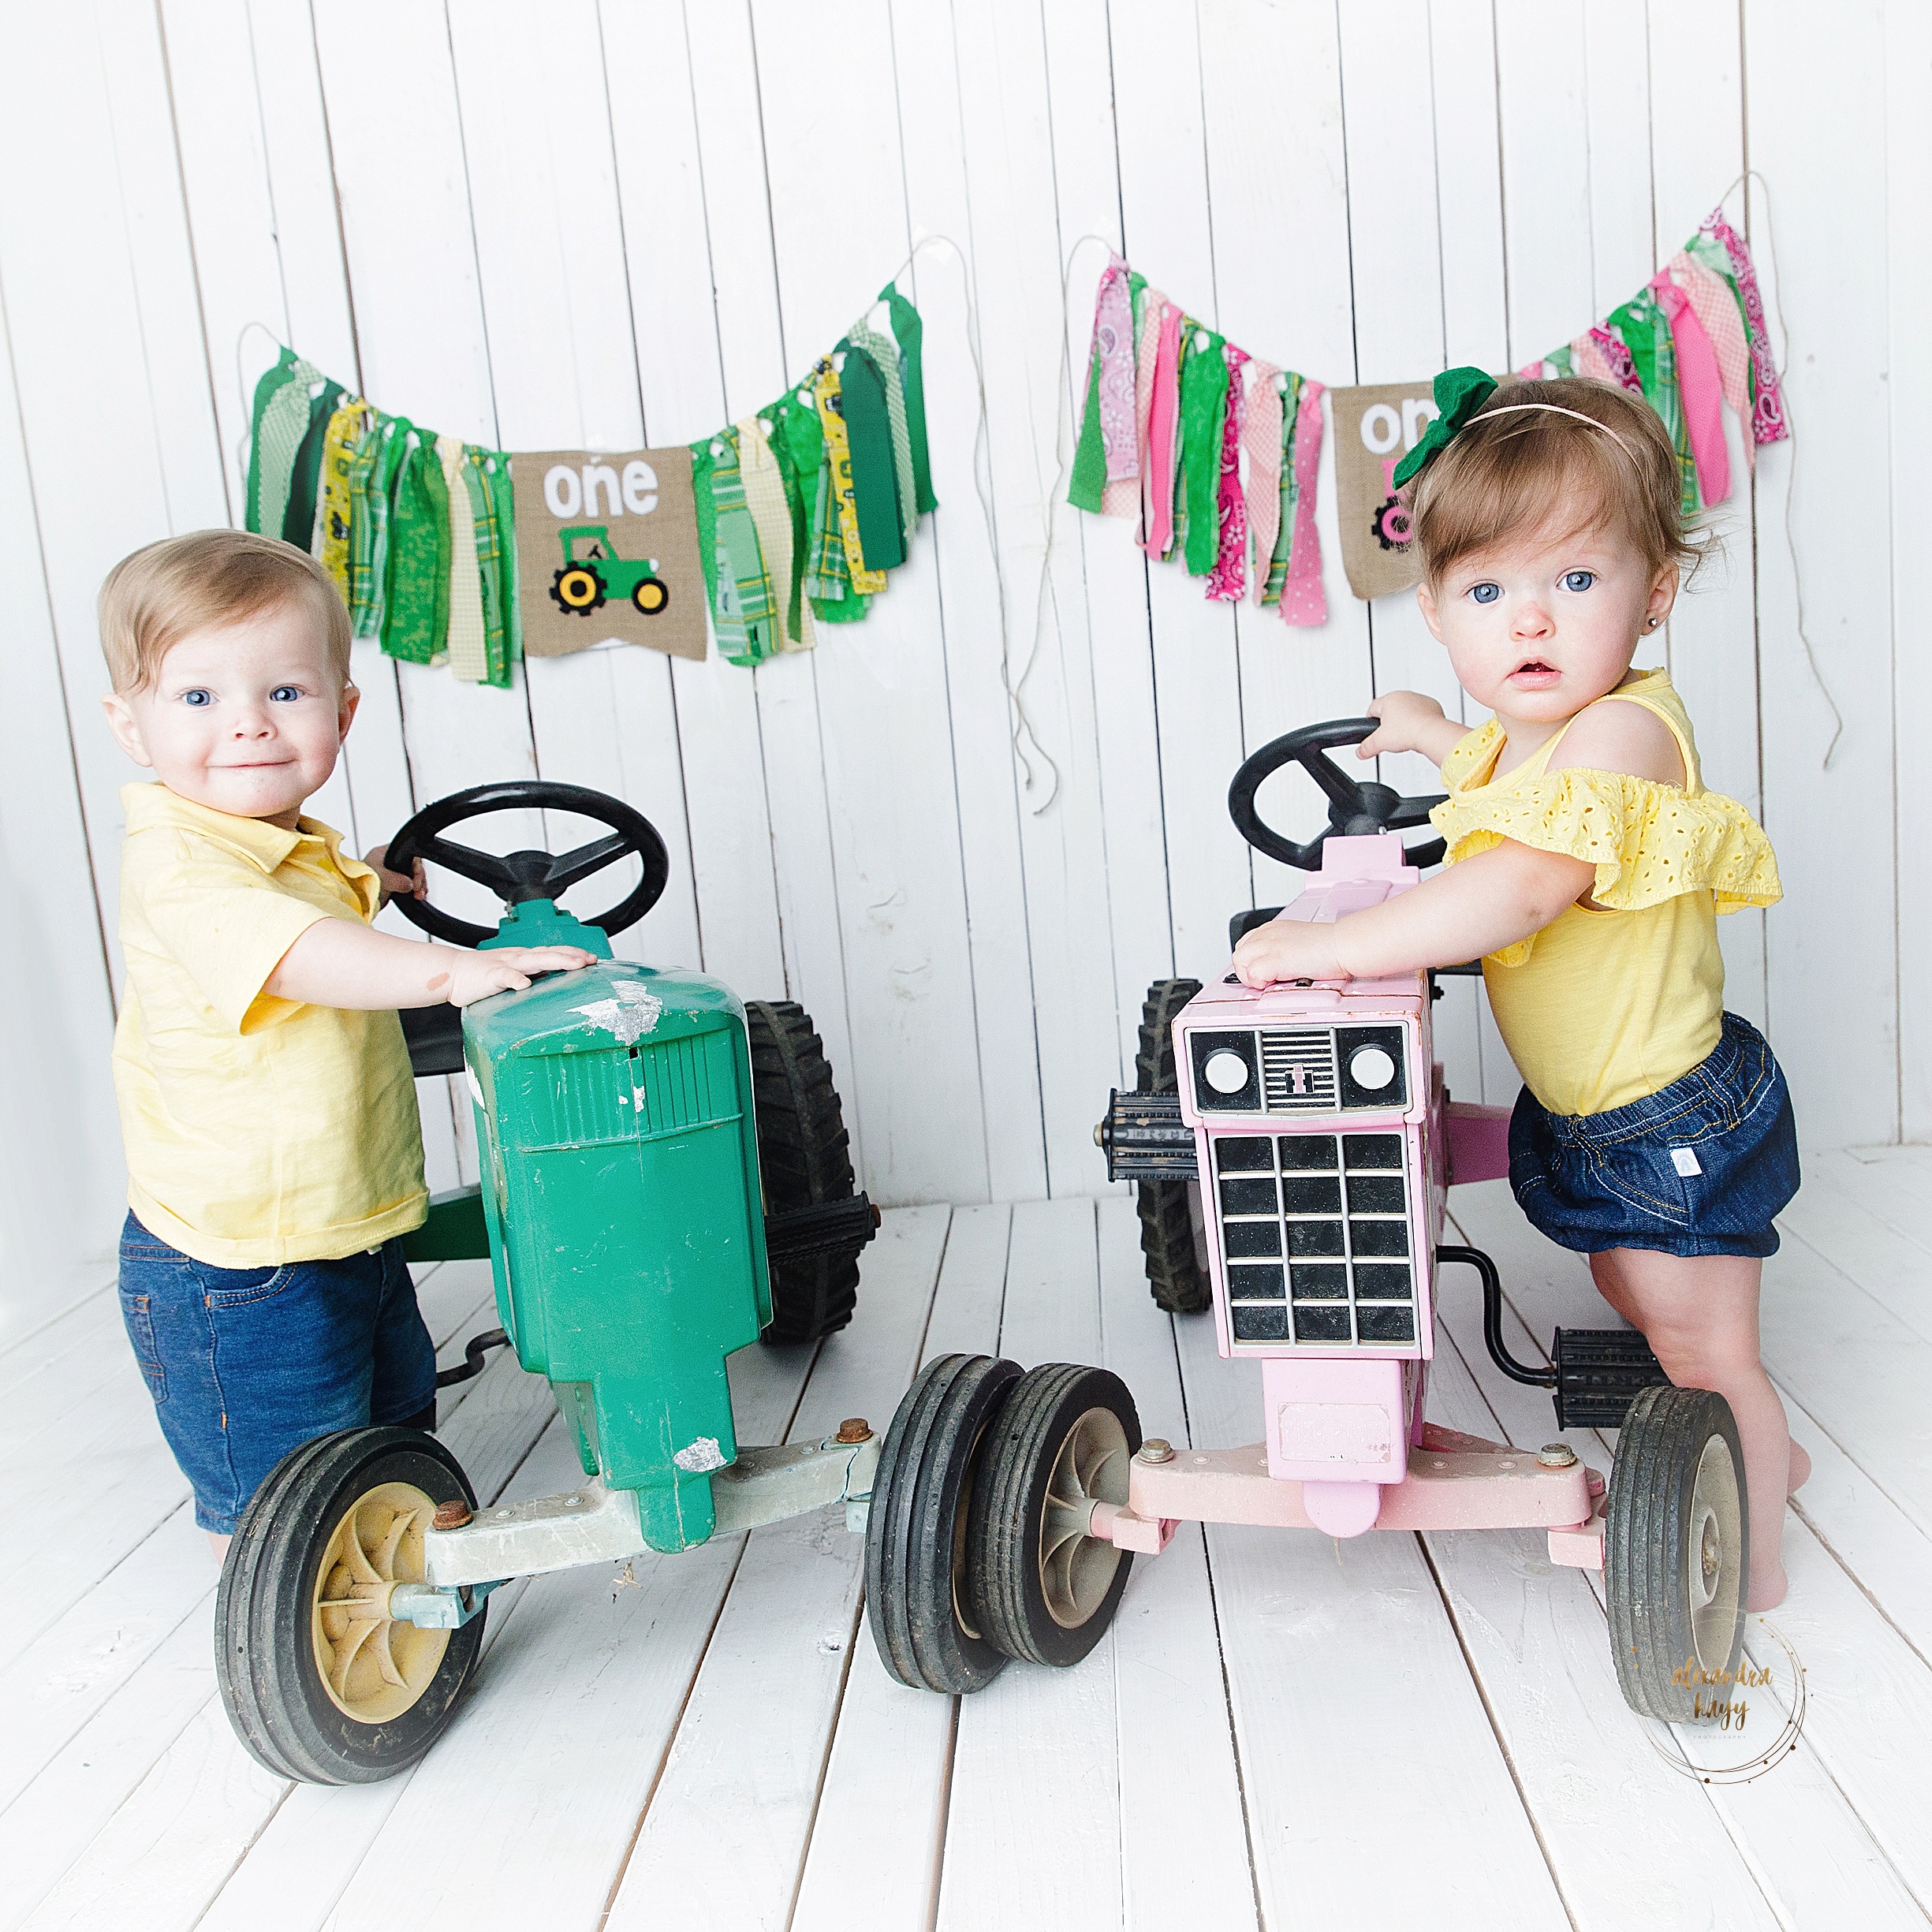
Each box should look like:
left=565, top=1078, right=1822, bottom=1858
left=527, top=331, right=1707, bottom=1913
left=1189, top=1031, right=1260, bottom=1111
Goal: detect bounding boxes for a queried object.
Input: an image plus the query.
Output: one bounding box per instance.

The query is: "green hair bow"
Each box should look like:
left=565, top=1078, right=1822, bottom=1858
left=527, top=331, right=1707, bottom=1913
left=1390, top=366, right=1498, bottom=489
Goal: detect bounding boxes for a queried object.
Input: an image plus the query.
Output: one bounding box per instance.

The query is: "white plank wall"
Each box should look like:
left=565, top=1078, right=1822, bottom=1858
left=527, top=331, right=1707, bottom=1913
left=0, top=0, right=1919, bottom=1338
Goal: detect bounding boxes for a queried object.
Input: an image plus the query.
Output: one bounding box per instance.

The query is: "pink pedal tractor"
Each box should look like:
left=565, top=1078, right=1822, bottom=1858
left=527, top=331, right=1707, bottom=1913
left=863, top=719, right=1749, bottom=1725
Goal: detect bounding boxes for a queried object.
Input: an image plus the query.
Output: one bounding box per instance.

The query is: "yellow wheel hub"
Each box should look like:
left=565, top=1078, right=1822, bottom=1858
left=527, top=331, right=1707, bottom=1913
left=559, top=570, right=598, bottom=606
left=311, top=1480, right=450, bottom=1724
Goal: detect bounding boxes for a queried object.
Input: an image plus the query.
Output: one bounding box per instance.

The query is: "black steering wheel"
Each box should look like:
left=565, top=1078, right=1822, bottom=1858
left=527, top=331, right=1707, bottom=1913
left=386, top=781, right=670, bottom=949
left=1228, top=718, right=1447, bottom=872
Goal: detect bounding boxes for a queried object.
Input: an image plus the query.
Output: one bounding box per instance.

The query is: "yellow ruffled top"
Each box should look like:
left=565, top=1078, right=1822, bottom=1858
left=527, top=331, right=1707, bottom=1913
left=1428, top=669, right=1781, bottom=1115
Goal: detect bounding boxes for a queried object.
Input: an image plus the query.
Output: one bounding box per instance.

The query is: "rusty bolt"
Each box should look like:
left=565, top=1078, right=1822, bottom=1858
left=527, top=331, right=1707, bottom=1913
left=1136, top=1438, right=1176, bottom=1464
left=1536, top=1442, right=1579, bottom=1469
left=432, top=1499, right=473, bottom=1531
left=835, top=1418, right=873, bottom=1445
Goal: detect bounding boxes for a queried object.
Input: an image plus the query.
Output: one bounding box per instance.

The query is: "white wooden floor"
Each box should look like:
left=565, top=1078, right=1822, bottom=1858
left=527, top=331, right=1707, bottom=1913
left=8, top=1153, right=1932, bottom=1932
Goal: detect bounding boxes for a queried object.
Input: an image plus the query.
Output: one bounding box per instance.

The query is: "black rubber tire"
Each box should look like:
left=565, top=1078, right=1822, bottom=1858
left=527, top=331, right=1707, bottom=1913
left=632, top=575, right=669, bottom=614
left=748, top=1000, right=863, bottom=1343
left=864, top=1353, right=1023, bottom=1693
left=1606, top=1384, right=1751, bottom=1722
left=214, top=1427, right=485, bottom=1785
left=1136, top=979, right=1210, bottom=1313
left=968, top=1363, right=1140, bottom=1668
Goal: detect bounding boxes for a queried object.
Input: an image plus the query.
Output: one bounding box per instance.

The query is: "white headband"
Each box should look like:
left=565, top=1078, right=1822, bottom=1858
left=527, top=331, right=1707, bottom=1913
left=1470, top=401, right=1638, bottom=462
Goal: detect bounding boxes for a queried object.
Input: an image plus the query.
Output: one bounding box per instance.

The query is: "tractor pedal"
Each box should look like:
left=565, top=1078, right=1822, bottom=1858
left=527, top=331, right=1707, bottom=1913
left=1551, top=1327, right=1670, bottom=1428
left=1095, top=1090, right=1199, bottom=1183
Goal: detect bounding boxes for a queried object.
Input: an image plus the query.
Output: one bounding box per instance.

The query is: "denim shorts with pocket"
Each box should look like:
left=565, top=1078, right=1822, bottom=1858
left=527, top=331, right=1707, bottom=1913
left=116, top=1213, right=438, bottom=1533
left=1508, top=1012, right=1800, bottom=1260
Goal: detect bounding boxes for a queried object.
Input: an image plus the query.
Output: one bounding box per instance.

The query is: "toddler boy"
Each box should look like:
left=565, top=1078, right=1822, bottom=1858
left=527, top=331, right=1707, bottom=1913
left=99, top=530, right=592, bottom=1554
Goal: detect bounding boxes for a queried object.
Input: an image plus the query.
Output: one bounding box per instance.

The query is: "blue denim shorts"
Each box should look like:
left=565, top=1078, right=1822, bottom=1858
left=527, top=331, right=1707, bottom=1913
left=117, top=1214, right=438, bottom=1533
left=1508, top=1013, right=1800, bottom=1260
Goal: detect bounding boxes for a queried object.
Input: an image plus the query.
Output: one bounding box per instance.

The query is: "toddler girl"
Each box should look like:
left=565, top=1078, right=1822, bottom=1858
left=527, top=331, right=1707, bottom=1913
left=1231, top=372, right=1803, bottom=1609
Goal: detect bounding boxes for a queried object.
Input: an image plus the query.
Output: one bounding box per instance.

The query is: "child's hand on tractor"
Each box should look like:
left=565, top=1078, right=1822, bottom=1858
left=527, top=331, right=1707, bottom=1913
left=364, top=842, right=426, bottom=908
left=436, top=945, right=598, bottom=1008
left=1357, top=690, right=1466, bottom=766
left=1231, top=918, right=1348, bottom=989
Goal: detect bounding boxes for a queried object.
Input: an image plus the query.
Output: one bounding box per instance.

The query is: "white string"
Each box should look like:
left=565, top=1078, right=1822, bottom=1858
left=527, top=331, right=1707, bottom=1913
left=863, top=233, right=1069, bottom=813
left=1710, top=170, right=1842, bottom=768
left=232, top=321, right=283, bottom=502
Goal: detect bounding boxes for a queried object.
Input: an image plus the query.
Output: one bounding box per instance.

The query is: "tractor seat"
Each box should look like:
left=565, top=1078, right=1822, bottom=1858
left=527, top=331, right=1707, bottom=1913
left=401, top=1003, right=466, bottom=1078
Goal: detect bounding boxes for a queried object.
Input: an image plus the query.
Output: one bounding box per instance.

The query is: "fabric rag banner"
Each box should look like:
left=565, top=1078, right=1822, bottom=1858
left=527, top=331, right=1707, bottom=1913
left=241, top=275, right=936, bottom=681
left=1067, top=202, right=1787, bottom=620
left=513, top=446, right=707, bottom=662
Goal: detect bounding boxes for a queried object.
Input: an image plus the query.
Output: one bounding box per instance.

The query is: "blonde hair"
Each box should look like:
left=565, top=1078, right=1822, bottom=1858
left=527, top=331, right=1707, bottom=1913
left=98, top=529, right=352, bottom=694
left=1409, top=378, right=1700, bottom=592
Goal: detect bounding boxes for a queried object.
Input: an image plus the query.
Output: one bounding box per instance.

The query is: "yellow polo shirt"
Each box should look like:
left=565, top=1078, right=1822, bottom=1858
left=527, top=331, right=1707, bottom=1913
left=112, top=784, right=427, bottom=1266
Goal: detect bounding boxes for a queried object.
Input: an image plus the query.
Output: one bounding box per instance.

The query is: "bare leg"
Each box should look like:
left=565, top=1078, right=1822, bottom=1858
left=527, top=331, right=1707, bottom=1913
left=1594, top=1247, right=1791, bottom=1610
left=1591, top=1251, right=1807, bottom=1495
left=207, top=1531, right=231, bottom=1564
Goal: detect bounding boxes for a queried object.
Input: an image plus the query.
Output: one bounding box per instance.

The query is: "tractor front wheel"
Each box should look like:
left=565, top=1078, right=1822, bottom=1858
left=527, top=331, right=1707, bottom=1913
left=214, top=1427, right=485, bottom=1785
left=632, top=575, right=669, bottom=615
left=968, top=1363, right=1139, bottom=1667
left=748, top=1000, right=864, bottom=1343
left=1606, top=1384, right=1750, bottom=1721
left=865, top=1352, right=1022, bottom=1694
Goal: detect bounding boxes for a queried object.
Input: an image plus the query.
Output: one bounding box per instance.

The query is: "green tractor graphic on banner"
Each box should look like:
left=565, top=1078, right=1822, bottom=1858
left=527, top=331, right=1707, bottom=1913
left=548, top=525, right=671, bottom=619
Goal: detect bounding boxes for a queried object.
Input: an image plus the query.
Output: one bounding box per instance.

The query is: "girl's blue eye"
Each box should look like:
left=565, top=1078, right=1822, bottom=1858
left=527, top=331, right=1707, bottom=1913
left=270, top=684, right=303, bottom=703
left=1561, top=569, right=1596, bottom=593
left=1468, top=582, right=1501, bottom=605
left=181, top=688, right=212, bottom=707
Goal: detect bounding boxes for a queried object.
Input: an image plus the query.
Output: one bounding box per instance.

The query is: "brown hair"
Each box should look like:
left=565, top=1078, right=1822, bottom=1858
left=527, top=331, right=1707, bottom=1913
left=1408, top=377, right=1700, bottom=592
left=98, top=529, right=352, bottom=694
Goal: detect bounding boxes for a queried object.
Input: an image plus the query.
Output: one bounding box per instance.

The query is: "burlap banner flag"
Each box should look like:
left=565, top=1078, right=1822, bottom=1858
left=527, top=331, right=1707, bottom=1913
left=1328, top=382, right=1444, bottom=602
left=513, top=447, right=707, bottom=661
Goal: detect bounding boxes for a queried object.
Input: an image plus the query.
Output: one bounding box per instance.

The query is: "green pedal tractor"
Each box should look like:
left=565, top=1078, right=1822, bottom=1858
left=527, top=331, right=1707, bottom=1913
left=549, top=526, right=670, bottom=618
left=214, top=781, right=879, bottom=1784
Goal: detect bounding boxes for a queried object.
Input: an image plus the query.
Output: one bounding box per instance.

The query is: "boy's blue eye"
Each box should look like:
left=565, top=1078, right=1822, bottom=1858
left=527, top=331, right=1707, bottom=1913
left=1468, top=582, right=1501, bottom=605
left=1561, top=569, right=1596, bottom=592
left=269, top=684, right=303, bottom=703
left=181, top=688, right=213, bottom=707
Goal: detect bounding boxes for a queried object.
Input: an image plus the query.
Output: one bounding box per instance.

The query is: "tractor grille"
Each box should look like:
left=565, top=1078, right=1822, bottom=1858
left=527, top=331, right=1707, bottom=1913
left=1213, top=1130, right=1418, bottom=1348
left=1260, top=1030, right=1338, bottom=1113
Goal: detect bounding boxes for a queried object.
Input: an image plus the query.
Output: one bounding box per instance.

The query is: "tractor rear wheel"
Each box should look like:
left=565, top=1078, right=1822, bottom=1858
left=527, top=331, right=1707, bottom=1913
left=214, top=1427, right=484, bottom=1785
left=550, top=561, right=606, bottom=614
left=748, top=999, right=864, bottom=1343
left=968, top=1362, right=1139, bottom=1668
left=1136, top=979, right=1210, bottom=1313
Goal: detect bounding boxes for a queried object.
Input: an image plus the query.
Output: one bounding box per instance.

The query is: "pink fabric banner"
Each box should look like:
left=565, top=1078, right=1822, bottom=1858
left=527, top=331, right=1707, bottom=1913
left=1281, top=379, right=1327, bottom=628
left=1208, top=347, right=1251, bottom=601
left=1650, top=272, right=1729, bottom=505
left=1243, top=360, right=1284, bottom=606
left=1140, top=303, right=1184, bottom=558
left=1703, top=208, right=1788, bottom=444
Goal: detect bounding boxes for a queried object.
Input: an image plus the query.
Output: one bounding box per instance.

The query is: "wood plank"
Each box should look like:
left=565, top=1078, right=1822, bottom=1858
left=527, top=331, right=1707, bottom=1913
left=676, top=2, right=868, bottom=1194
left=1744, top=0, right=1897, bottom=1149
left=748, top=1, right=1001, bottom=1208
left=1096, top=1199, right=1259, bottom=1932
left=937, top=1199, right=1125, bottom=1932
left=1171, top=1277, right=1570, bottom=1928
left=605, top=1205, right=953, bottom=1932
left=600, top=0, right=789, bottom=1000
left=1107, top=2, right=1252, bottom=972
left=790, top=1203, right=1011, bottom=1932
left=442, top=0, right=706, bottom=977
